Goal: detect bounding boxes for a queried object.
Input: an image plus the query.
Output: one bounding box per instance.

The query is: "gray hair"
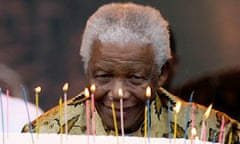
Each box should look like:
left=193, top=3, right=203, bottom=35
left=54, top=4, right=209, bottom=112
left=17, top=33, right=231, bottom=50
left=80, top=2, right=171, bottom=73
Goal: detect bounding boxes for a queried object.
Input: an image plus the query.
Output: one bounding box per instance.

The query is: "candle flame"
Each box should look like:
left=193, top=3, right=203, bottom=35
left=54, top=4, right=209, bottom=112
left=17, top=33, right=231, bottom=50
left=146, top=86, right=151, bottom=98
left=62, top=83, right=69, bottom=92
left=203, top=104, right=212, bottom=120
left=191, top=127, right=197, bottom=137
left=84, top=88, right=90, bottom=98
left=118, top=88, right=123, bottom=98
left=173, top=101, right=182, bottom=114
left=35, top=86, right=41, bottom=93
left=90, top=84, right=96, bottom=93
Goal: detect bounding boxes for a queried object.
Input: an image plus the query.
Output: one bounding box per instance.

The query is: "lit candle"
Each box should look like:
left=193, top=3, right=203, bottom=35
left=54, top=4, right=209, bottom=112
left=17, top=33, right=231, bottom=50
left=218, top=115, right=225, bottom=143
left=62, top=82, right=69, bottom=135
left=184, top=91, right=194, bottom=139
left=84, top=88, right=90, bottom=143
left=118, top=88, right=124, bottom=136
left=90, top=84, right=96, bottom=135
left=35, top=86, right=41, bottom=136
left=191, top=127, right=197, bottom=142
left=146, top=86, right=151, bottom=142
left=200, top=104, right=212, bottom=141
left=173, top=101, right=181, bottom=139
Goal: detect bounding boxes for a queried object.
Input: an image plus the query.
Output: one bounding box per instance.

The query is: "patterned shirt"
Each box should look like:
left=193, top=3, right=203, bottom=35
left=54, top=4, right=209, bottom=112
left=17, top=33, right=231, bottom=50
left=22, top=87, right=240, bottom=143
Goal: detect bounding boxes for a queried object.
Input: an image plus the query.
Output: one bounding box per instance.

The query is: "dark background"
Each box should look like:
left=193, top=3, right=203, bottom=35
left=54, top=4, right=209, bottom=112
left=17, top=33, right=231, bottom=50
left=1, top=0, right=240, bottom=116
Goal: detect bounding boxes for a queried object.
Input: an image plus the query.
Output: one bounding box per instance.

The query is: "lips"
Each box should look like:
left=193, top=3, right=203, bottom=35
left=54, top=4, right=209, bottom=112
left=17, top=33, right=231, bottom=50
left=102, top=101, right=144, bottom=119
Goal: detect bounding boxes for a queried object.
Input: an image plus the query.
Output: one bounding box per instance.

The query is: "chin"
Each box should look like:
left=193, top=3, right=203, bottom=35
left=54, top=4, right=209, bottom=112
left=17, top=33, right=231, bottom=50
left=96, top=100, right=145, bottom=133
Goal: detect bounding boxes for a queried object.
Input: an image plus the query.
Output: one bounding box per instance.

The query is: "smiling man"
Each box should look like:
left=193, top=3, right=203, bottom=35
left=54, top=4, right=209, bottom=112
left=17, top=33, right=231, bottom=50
left=22, top=2, right=240, bottom=143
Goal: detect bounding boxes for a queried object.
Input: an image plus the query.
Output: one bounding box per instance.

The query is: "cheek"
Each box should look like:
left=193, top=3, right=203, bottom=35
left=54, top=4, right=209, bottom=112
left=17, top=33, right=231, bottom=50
left=93, top=88, right=106, bottom=100
left=133, top=89, right=149, bottom=102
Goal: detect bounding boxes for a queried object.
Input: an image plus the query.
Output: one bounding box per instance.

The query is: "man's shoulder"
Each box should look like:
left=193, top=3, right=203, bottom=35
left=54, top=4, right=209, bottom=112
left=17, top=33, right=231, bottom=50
left=21, top=91, right=88, bottom=133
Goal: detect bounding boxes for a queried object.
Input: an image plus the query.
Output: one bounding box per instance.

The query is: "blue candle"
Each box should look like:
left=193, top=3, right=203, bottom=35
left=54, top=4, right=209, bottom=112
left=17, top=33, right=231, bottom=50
left=168, top=100, right=172, bottom=138
left=147, top=99, right=151, bottom=142
left=21, top=85, right=35, bottom=144
left=212, top=131, right=217, bottom=143
left=0, top=88, right=6, bottom=144
left=145, top=86, right=151, bottom=143
left=184, top=91, right=194, bottom=139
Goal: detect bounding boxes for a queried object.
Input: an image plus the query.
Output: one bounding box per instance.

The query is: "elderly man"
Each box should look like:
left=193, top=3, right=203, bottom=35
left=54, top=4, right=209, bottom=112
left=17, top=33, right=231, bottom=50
left=22, top=2, right=240, bottom=143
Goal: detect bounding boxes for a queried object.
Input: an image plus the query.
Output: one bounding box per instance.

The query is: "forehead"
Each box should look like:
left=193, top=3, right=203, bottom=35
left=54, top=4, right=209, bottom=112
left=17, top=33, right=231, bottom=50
left=89, top=40, right=155, bottom=69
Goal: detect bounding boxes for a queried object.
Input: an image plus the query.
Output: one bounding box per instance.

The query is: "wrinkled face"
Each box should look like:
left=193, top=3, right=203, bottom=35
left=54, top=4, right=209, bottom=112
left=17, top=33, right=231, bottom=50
left=86, top=40, right=164, bottom=134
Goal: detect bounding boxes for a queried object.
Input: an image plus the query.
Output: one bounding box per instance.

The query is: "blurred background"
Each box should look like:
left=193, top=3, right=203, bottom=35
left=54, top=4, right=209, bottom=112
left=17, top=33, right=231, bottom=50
left=0, top=0, right=240, bottom=120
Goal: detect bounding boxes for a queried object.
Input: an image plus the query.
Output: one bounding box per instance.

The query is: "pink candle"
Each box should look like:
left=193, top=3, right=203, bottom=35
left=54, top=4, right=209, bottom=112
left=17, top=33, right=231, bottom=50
left=118, top=88, right=124, bottom=136
left=90, top=84, right=96, bottom=135
left=62, top=83, right=69, bottom=135
left=200, top=104, right=212, bottom=141
left=218, top=115, right=225, bottom=143
left=84, top=88, right=90, bottom=143
left=6, top=89, right=9, bottom=135
left=200, top=120, right=206, bottom=141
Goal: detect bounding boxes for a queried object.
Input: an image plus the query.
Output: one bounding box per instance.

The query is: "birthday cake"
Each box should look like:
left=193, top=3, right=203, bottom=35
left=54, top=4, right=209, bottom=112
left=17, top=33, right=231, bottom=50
left=0, top=133, right=219, bottom=144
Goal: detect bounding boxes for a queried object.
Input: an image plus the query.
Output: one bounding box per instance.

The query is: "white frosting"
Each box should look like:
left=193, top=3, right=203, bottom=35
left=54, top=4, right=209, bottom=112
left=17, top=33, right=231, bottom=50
left=0, top=133, right=219, bottom=144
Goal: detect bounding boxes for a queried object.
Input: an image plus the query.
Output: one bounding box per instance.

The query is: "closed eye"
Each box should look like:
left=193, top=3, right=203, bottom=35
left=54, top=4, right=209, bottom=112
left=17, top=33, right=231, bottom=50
left=94, top=73, right=112, bottom=84
left=128, top=75, right=146, bottom=85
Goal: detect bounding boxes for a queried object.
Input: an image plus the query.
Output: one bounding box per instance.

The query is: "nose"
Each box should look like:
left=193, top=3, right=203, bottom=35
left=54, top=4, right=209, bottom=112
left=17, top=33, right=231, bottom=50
left=110, top=79, right=130, bottom=100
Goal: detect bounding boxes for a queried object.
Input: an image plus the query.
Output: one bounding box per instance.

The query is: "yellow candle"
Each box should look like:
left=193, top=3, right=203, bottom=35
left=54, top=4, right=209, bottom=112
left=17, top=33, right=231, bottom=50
left=111, top=102, right=118, bottom=136
left=35, top=86, right=41, bottom=136
left=228, top=131, right=232, bottom=144
left=144, top=105, right=147, bottom=137
left=173, top=101, right=181, bottom=139
left=59, top=97, right=63, bottom=134
left=59, top=97, right=63, bottom=144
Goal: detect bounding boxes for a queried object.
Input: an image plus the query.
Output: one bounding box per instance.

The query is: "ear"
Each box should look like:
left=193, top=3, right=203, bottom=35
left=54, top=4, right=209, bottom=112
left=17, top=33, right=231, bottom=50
left=157, top=61, right=170, bottom=87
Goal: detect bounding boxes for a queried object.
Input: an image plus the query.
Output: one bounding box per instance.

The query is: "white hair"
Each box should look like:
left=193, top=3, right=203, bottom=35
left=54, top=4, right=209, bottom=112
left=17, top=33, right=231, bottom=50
left=80, top=2, right=171, bottom=73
